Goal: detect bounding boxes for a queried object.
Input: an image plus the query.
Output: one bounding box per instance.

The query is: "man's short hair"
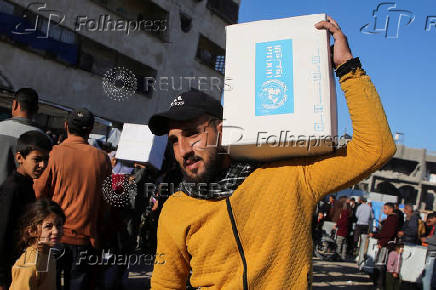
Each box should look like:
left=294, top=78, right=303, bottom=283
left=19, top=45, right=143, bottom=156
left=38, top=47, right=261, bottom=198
left=404, top=204, right=414, bottom=211
left=14, top=88, right=39, bottom=115
left=16, top=131, right=52, bottom=157
left=359, top=197, right=367, bottom=203
left=427, top=212, right=436, bottom=220
left=384, top=202, right=395, bottom=209
left=66, top=108, right=94, bottom=137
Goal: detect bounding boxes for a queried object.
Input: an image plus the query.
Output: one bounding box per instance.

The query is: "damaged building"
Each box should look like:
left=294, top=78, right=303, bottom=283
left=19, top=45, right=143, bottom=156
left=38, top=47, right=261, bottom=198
left=0, top=0, right=239, bottom=131
left=356, top=144, right=436, bottom=210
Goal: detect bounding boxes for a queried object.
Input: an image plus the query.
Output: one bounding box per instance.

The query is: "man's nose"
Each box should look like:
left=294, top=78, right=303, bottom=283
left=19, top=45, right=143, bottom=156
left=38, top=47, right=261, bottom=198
left=38, top=160, right=47, bottom=168
left=53, top=225, right=62, bottom=236
left=177, top=136, right=194, bottom=158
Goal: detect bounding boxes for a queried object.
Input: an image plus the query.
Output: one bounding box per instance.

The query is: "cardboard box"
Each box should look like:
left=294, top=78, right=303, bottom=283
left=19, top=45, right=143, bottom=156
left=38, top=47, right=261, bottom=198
left=116, top=123, right=167, bottom=170
left=222, top=14, right=337, bottom=161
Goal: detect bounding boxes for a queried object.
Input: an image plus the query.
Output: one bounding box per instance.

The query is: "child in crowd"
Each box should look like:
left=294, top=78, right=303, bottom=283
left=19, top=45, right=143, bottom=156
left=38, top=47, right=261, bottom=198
left=335, top=199, right=351, bottom=261
left=0, top=131, right=51, bottom=289
left=385, top=243, right=403, bottom=290
left=9, top=199, right=65, bottom=290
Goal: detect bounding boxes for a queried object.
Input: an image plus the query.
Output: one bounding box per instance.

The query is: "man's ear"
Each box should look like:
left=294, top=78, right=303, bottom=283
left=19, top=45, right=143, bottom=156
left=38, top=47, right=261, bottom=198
left=216, top=120, right=223, bottom=134
left=15, top=152, right=25, bottom=164
left=12, top=100, right=19, bottom=112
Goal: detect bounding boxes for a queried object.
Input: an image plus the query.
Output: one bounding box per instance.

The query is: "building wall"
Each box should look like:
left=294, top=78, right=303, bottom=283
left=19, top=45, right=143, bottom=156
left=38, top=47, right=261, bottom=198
left=0, top=0, right=237, bottom=123
left=357, top=144, right=436, bottom=209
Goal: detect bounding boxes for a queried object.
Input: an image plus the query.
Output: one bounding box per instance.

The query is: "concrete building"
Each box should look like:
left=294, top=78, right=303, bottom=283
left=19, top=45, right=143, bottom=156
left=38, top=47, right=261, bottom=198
left=355, top=144, right=436, bottom=210
left=0, top=0, right=240, bottom=131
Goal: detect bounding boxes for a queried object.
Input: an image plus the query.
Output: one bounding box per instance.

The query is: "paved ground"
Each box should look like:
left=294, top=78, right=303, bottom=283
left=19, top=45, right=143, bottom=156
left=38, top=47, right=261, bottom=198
left=312, top=257, right=373, bottom=289
left=123, top=257, right=374, bottom=289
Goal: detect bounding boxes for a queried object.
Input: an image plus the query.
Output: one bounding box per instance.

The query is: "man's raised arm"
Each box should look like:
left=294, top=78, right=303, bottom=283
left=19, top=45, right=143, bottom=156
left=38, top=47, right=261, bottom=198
left=298, top=17, right=396, bottom=202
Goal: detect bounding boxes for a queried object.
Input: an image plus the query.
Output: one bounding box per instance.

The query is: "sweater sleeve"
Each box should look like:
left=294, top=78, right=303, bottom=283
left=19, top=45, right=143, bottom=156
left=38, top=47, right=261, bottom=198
left=297, top=68, right=396, bottom=203
left=151, top=206, right=190, bottom=289
left=9, top=264, right=37, bottom=290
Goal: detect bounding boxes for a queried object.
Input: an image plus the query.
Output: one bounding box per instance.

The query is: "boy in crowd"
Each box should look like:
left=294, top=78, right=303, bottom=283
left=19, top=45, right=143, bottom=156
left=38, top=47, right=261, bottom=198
left=0, top=131, right=52, bottom=290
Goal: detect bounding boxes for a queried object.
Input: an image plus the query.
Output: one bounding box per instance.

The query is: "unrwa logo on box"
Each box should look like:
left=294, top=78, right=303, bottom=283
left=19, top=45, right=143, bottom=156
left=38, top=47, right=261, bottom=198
left=259, top=79, right=288, bottom=110
left=255, top=39, right=294, bottom=116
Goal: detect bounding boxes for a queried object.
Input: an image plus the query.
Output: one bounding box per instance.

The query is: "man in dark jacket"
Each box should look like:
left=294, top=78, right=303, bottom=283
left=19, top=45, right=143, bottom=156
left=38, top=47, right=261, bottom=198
left=398, top=204, right=419, bottom=244
left=369, top=202, right=399, bottom=289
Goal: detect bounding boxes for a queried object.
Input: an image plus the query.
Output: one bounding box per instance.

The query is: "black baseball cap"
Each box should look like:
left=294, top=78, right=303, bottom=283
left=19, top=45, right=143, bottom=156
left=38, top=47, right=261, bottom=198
left=148, top=90, right=223, bottom=136
left=67, top=108, right=94, bottom=132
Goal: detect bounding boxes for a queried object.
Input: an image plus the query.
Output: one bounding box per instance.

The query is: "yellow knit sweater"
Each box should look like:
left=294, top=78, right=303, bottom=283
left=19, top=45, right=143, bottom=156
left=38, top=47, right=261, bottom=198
left=151, top=68, right=396, bottom=289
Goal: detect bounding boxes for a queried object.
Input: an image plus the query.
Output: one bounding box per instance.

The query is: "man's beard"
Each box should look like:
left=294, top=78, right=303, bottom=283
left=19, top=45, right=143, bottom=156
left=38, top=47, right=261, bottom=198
left=181, top=148, right=225, bottom=184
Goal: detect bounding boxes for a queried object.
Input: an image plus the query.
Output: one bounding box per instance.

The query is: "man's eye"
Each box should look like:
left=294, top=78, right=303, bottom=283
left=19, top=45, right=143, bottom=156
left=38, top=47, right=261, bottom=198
left=186, top=130, right=200, bottom=137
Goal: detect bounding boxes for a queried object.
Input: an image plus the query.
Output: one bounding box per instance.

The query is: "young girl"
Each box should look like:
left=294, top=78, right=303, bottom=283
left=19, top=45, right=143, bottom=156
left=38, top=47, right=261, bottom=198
left=9, top=199, right=65, bottom=290
left=385, top=243, right=404, bottom=290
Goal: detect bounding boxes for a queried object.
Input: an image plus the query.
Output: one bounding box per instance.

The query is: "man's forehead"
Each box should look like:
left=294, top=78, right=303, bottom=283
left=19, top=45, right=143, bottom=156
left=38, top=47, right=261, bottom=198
left=29, top=149, right=49, bottom=157
left=168, top=115, right=210, bottom=132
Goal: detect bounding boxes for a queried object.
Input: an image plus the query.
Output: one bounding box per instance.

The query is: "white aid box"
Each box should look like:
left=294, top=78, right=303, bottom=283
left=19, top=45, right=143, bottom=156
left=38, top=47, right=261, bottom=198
left=116, top=123, right=167, bottom=170
left=222, top=14, right=337, bottom=161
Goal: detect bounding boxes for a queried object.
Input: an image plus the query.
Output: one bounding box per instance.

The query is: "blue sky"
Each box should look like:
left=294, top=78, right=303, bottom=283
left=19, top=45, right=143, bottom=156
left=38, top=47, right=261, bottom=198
left=238, top=0, right=436, bottom=152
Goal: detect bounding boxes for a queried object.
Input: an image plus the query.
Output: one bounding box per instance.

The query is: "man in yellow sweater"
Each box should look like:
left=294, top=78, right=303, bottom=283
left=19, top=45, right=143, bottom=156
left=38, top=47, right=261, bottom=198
left=147, top=16, right=396, bottom=289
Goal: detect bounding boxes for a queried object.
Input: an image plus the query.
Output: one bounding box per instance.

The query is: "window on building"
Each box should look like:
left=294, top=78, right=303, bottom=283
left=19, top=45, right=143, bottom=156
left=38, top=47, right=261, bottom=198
left=79, top=38, right=117, bottom=76
left=380, top=158, right=419, bottom=175
left=206, top=0, right=239, bottom=24
left=117, top=54, right=157, bottom=98
left=196, top=35, right=225, bottom=75
left=0, top=0, right=157, bottom=98
left=180, top=12, right=192, bottom=33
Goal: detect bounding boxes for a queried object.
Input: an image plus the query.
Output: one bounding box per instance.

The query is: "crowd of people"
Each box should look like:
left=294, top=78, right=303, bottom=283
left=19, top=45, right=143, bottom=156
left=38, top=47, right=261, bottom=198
left=0, top=16, right=403, bottom=290
left=0, top=88, right=181, bottom=290
left=316, top=195, right=436, bottom=289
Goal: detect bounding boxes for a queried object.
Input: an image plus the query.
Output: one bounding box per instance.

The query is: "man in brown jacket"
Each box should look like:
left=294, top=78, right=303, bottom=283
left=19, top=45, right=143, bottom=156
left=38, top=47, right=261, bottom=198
left=34, top=108, right=112, bottom=290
